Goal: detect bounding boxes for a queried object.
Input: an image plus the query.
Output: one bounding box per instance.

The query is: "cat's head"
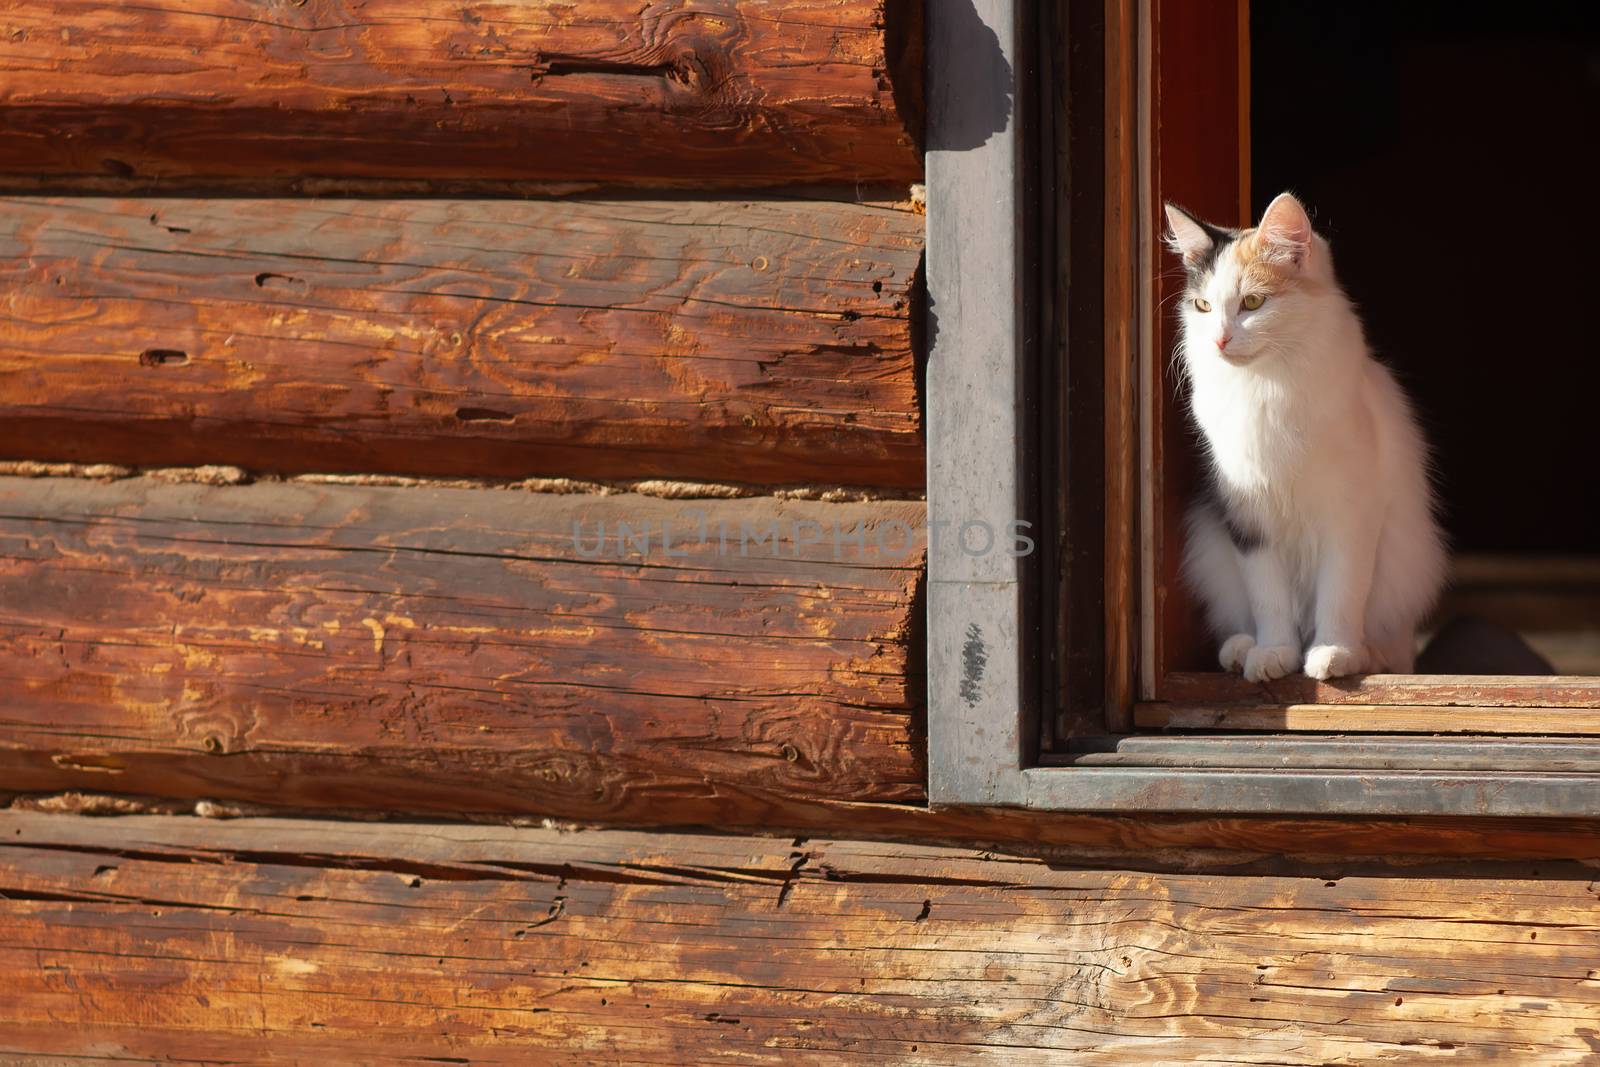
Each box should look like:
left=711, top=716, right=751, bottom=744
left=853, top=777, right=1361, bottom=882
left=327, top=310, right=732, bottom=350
left=1163, top=192, right=1328, bottom=369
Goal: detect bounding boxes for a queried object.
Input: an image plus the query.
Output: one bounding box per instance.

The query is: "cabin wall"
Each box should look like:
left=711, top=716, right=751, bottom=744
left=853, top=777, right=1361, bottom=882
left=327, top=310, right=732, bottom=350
left=1, top=2, right=1596, bottom=1061
left=5, top=811, right=1600, bottom=1064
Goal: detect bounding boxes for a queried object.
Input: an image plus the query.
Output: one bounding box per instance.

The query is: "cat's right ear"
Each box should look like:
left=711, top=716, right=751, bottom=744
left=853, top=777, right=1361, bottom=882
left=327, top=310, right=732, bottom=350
left=1164, top=203, right=1213, bottom=267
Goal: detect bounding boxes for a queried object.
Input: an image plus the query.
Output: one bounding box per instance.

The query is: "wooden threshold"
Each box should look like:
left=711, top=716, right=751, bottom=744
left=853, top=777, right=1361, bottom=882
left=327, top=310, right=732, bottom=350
left=1138, top=700, right=1600, bottom=736
left=1055, top=735, right=1600, bottom=771
left=1156, top=671, right=1600, bottom=709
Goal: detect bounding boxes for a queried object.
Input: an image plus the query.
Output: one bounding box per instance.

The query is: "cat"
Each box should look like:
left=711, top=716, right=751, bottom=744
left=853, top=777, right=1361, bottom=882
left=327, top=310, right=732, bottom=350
left=1163, top=192, right=1445, bottom=681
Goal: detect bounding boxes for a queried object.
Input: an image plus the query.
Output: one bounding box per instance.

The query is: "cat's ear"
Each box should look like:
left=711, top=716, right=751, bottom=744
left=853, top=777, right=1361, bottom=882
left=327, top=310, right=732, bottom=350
left=1256, top=192, right=1312, bottom=269
left=1163, top=203, right=1214, bottom=266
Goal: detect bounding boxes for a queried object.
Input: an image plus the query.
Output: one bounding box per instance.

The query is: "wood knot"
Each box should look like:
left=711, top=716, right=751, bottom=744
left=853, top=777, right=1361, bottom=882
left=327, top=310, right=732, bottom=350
left=253, top=272, right=305, bottom=291
left=456, top=407, right=517, bottom=424
left=139, top=348, right=189, bottom=367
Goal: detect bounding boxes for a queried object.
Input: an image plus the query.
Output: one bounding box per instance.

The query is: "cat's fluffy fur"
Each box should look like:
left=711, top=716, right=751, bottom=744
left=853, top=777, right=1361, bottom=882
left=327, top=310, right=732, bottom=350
left=1165, top=192, right=1445, bottom=681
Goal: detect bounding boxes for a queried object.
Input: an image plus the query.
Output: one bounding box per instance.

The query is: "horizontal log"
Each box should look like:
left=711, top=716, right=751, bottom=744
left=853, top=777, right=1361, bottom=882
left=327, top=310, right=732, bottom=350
left=0, top=196, right=924, bottom=487
left=0, top=0, right=922, bottom=185
left=1, top=811, right=1598, bottom=1062
left=0, top=475, right=926, bottom=817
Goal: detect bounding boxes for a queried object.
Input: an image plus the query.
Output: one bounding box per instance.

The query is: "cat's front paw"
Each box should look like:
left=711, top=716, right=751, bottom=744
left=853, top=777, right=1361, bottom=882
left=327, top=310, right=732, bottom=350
left=1304, top=643, right=1366, bottom=680
left=1243, top=644, right=1301, bottom=683
left=1218, top=633, right=1255, bottom=673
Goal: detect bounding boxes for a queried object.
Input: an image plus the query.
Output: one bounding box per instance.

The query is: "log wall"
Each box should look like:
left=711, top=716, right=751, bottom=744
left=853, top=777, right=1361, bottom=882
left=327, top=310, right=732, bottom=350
left=6, top=2, right=1596, bottom=1063
left=0, top=475, right=925, bottom=819
left=0, top=0, right=931, bottom=835
left=0, top=195, right=924, bottom=487
left=2, top=812, right=1598, bottom=1065
left=0, top=0, right=922, bottom=185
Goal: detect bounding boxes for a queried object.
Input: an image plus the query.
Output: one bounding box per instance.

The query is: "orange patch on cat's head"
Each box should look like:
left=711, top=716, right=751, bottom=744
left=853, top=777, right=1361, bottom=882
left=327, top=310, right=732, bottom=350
left=1231, top=228, right=1300, bottom=293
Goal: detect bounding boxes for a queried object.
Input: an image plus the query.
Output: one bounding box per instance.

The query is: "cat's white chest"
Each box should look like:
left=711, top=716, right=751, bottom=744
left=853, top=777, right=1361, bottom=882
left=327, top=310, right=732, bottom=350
left=1191, top=376, right=1303, bottom=497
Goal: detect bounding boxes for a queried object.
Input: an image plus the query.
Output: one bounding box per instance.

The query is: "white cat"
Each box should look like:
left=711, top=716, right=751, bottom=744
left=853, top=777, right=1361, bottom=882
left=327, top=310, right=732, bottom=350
left=1164, top=192, right=1445, bottom=681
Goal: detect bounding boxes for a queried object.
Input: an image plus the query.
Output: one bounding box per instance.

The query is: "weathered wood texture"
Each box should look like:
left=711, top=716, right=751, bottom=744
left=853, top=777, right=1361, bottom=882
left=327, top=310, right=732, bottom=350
left=14, top=474, right=1600, bottom=854
left=0, top=1, right=922, bottom=185
left=1139, top=703, right=1600, bottom=734
left=0, top=475, right=926, bottom=816
left=1158, top=672, right=1600, bottom=709
left=2, top=812, right=1598, bottom=1064
left=0, top=197, right=924, bottom=487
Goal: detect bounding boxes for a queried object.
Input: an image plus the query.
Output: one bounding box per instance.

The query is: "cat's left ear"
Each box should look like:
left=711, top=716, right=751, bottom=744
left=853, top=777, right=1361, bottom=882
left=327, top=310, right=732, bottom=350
left=1256, top=192, right=1312, bottom=269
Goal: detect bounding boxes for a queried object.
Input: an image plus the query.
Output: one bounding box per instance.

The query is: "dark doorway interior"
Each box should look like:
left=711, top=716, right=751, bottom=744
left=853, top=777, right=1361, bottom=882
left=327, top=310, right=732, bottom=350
left=1253, top=0, right=1596, bottom=554
left=1252, top=1, right=1598, bottom=670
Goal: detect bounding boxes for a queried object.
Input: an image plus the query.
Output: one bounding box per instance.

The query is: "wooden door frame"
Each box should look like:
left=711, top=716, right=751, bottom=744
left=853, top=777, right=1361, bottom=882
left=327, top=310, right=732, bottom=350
left=1134, top=0, right=1600, bottom=719
left=926, top=0, right=1600, bottom=816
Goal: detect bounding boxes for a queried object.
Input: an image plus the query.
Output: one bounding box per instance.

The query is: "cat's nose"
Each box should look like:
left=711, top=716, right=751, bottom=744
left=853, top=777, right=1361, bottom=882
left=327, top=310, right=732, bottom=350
left=1215, top=333, right=1231, bottom=350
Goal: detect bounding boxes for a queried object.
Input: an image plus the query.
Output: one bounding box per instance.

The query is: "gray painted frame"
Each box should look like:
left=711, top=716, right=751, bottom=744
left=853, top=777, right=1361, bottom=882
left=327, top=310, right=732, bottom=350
left=925, top=0, right=1032, bottom=807
left=923, top=0, right=1600, bottom=817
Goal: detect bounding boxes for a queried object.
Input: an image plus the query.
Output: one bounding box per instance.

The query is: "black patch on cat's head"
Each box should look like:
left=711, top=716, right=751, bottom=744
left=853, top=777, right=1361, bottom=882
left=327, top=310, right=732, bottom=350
left=1167, top=203, right=1240, bottom=281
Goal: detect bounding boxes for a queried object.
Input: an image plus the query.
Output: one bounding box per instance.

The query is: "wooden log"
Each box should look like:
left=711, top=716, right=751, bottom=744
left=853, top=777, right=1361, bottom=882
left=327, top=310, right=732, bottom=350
left=0, top=196, right=924, bottom=488
left=1, top=811, right=1597, bottom=1063
left=0, top=0, right=922, bottom=185
left=0, top=475, right=926, bottom=816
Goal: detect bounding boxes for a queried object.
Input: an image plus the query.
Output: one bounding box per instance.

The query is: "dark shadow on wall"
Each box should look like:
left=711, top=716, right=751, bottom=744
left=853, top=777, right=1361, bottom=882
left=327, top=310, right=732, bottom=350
left=920, top=0, right=1017, bottom=398
left=925, top=0, right=1013, bottom=152
left=885, top=0, right=927, bottom=150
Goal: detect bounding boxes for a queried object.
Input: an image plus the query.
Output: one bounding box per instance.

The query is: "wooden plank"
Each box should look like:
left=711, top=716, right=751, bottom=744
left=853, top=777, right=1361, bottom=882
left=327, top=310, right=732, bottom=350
left=1449, top=553, right=1600, bottom=587
left=1020, top=765, right=1600, bottom=818
left=1, top=811, right=1598, bottom=1063
left=1139, top=701, right=1600, bottom=735
left=0, top=196, right=924, bottom=488
left=1158, top=671, right=1600, bottom=709
left=11, top=788, right=1600, bottom=864
left=0, top=0, right=922, bottom=186
left=0, top=475, right=926, bottom=817
left=1062, top=735, right=1600, bottom=771
left=1102, top=0, right=1139, bottom=727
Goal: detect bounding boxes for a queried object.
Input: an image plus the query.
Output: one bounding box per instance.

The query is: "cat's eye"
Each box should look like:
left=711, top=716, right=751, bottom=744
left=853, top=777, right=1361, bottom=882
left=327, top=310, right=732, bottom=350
left=1193, top=297, right=1212, bottom=313
left=1241, top=293, right=1265, bottom=311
